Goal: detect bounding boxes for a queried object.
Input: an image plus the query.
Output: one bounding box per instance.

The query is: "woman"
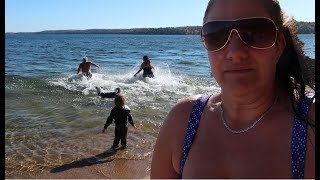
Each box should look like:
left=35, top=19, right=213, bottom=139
left=150, top=0, right=315, bottom=178
left=134, top=55, right=155, bottom=78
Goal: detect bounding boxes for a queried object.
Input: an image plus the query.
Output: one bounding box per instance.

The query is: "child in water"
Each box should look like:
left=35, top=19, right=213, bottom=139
left=102, top=93, right=136, bottom=149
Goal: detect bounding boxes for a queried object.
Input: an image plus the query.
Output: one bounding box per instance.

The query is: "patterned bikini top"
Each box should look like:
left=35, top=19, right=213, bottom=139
left=179, top=93, right=314, bottom=179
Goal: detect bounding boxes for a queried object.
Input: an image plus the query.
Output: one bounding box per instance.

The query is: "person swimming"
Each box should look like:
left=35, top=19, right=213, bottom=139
left=77, top=56, right=100, bottom=78
left=134, top=55, right=155, bottom=78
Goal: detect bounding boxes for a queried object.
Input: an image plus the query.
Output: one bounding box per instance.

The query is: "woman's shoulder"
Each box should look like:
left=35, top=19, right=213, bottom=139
left=171, top=95, right=205, bottom=114
left=164, top=93, right=220, bottom=126
left=175, top=93, right=220, bottom=107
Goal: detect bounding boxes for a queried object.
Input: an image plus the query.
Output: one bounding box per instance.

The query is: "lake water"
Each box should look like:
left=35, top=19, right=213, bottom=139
left=5, top=33, right=315, bottom=178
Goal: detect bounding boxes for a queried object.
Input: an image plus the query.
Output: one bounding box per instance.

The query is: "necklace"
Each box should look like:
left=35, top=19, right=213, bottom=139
left=220, top=95, right=278, bottom=134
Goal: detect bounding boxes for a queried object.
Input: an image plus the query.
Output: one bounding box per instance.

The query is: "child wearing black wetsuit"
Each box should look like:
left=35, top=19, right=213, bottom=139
left=102, top=94, right=136, bottom=149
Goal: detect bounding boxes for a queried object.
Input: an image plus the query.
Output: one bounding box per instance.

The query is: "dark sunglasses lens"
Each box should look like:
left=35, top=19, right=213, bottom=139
left=237, top=18, right=277, bottom=48
left=202, top=21, right=232, bottom=51
left=201, top=18, right=277, bottom=51
left=202, top=28, right=230, bottom=51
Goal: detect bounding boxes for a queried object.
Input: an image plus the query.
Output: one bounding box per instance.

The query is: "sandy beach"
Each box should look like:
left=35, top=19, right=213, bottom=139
left=43, top=159, right=151, bottom=179
left=7, top=147, right=152, bottom=179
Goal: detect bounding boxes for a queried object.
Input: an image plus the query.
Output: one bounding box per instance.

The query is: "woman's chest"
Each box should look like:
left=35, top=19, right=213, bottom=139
left=182, top=115, right=293, bottom=178
left=183, top=141, right=292, bottom=178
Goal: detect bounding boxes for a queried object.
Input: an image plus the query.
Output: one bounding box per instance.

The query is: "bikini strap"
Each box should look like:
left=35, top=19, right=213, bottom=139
left=291, top=93, right=314, bottom=179
left=179, top=95, right=211, bottom=176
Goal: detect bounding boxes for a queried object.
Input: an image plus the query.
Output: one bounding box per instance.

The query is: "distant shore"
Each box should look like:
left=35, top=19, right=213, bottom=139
left=6, top=21, right=315, bottom=34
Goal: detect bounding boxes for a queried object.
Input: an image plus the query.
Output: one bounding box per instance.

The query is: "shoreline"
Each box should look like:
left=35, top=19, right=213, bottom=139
left=7, top=155, right=152, bottom=179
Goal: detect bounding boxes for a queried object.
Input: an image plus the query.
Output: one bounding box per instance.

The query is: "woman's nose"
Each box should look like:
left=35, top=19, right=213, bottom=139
left=225, top=29, right=249, bottom=60
left=226, top=29, right=247, bottom=48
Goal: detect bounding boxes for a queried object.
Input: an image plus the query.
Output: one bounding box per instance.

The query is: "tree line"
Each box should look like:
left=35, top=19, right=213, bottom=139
left=34, top=21, right=314, bottom=35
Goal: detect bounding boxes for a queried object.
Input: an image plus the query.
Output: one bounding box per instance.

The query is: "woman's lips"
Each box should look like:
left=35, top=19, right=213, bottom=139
left=225, top=68, right=253, bottom=74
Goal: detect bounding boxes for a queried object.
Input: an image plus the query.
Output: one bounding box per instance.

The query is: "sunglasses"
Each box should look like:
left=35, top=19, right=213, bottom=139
left=201, top=17, right=278, bottom=52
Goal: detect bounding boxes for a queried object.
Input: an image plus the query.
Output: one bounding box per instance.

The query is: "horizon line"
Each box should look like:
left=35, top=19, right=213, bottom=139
left=5, top=20, right=315, bottom=33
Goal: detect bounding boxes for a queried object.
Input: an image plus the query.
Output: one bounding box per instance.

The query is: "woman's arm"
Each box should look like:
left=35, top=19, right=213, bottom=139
left=134, top=68, right=142, bottom=76
left=134, top=64, right=143, bottom=76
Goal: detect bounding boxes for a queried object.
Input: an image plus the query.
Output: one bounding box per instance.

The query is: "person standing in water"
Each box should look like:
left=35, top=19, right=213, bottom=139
left=134, top=55, right=155, bottom=78
left=77, top=56, right=100, bottom=78
left=102, top=93, right=136, bottom=150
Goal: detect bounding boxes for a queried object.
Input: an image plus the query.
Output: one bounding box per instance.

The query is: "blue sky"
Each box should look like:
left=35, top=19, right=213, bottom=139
left=5, top=0, right=315, bottom=33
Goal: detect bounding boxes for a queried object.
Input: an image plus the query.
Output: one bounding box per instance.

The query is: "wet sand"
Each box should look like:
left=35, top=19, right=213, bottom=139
left=42, top=158, right=151, bottom=179
left=6, top=148, right=152, bottom=179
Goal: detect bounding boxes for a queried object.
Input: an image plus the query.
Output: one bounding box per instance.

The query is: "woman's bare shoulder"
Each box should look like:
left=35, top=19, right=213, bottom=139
left=164, top=95, right=201, bottom=124
left=173, top=93, right=220, bottom=114
left=161, top=93, right=220, bottom=135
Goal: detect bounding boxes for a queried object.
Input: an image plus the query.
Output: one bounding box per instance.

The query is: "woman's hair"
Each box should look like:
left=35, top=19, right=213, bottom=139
left=143, top=55, right=151, bottom=63
left=114, top=94, right=125, bottom=107
left=143, top=55, right=149, bottom=60
left=203, top=0, right=314, bottom=127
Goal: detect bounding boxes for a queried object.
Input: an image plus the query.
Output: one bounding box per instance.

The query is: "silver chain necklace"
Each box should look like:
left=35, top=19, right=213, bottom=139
left=220, top=95, right=277, bottom=134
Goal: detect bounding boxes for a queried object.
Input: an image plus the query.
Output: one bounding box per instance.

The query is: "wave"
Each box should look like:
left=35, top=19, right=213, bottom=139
left=48, top=63, right=217, bottom=97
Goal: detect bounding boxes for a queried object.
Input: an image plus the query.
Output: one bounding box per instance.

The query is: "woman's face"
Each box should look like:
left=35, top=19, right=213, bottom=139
left=205, top=0, right=285, bottom=96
